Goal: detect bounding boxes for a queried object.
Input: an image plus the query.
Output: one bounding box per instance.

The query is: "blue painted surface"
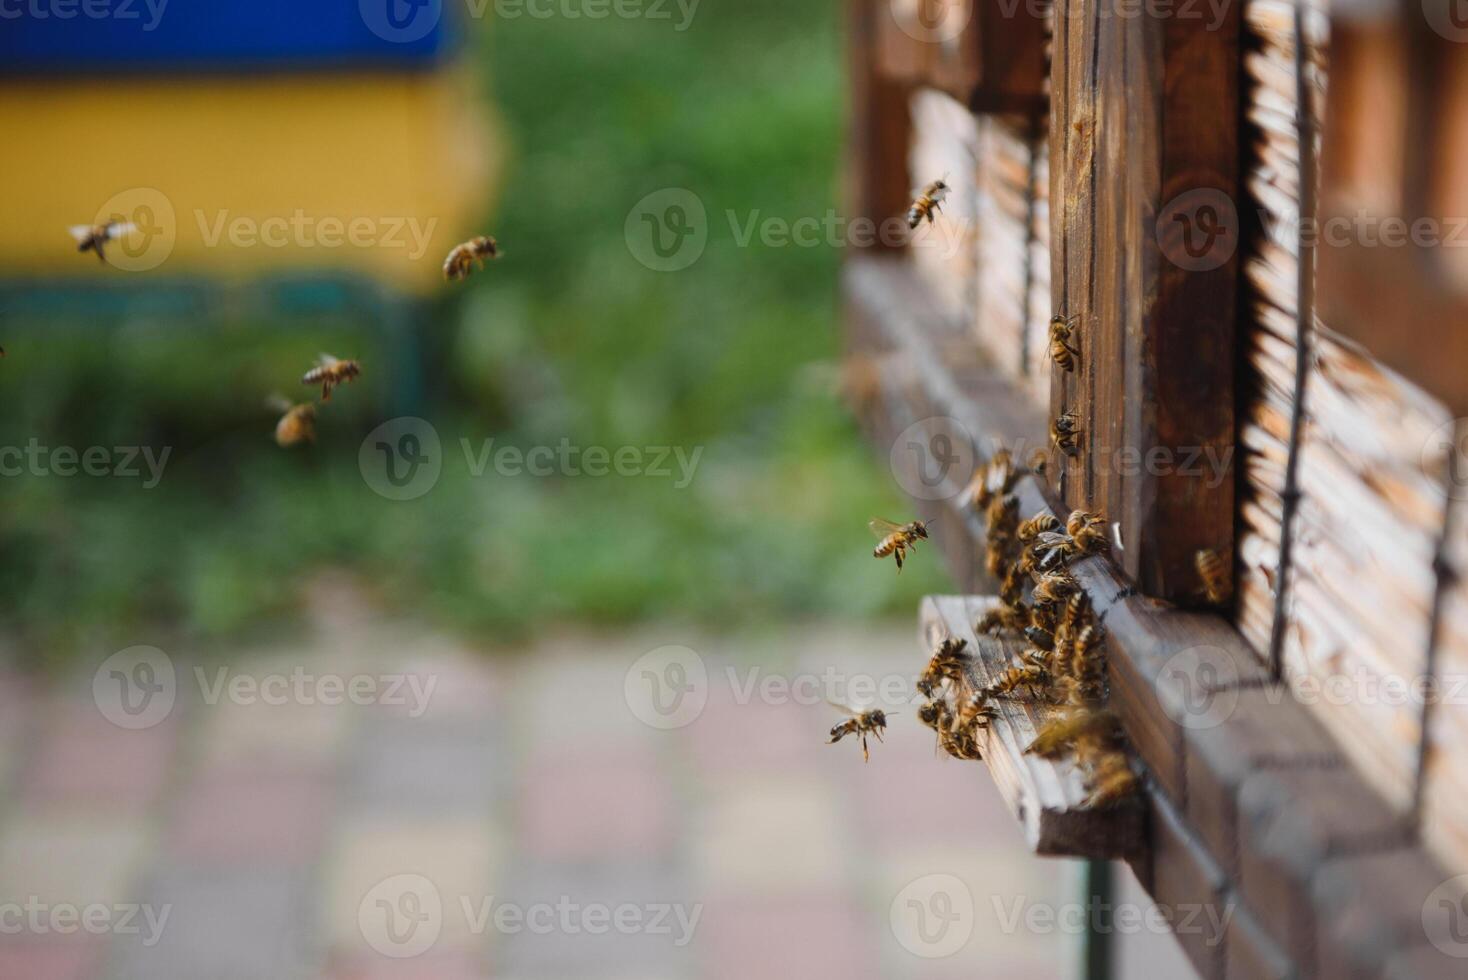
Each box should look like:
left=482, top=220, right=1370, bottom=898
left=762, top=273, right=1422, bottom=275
left=0, top=0, right=458, bottom=73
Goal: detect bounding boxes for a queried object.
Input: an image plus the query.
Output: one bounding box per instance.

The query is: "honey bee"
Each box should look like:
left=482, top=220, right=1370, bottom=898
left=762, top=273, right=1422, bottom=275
left=976, top=603, right=1029, bottom=635
left=906, top=177, right=950, bottom=229
left=1051, top=412, right=1081, bottom=456
left=1024, top=625, right=1055, bottom=652
left=1067, top=625, right=1106, bottom=704
left=981, top=660, right=1048, bottom=700
left=1082, top=750, right=1138, bottom=808
left=964, top=449, right=1015, bottom=511
left=826, top=701, right=892, bottom=762
left=1066, top=510, right=1109, bottom=555
left=1195, top=548, right=1232, bottom=604
left=1026, top=708, right=1118, bottom=758
left=1032, top=529, right=1076, bottom=571
left=1032, top=570, right=1079, bottom=613
left=443, top=235, right=501, bottom=281
left=68, top=220, right=136, bottom=263
left=1027, top=449, right=1048, bottom=479
left=1017, top=513, right=1061, bottom=543
left=266, top=395, right=317, bottom=448
left=870, top=518, right=929, bottom=572
left=301, top=354, right=361, bottom=401
left=1061, top=591, right=1090, bottom=633
left=917, top=636, right=971, bottom=697
left=957, top=690, right=998, bottom=729
left=1049, top=314, right=1080, bottom=371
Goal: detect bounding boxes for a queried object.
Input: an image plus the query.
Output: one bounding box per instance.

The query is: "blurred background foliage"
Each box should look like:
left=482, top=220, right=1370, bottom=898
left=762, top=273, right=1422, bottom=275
left=0, top=0, right=946, bottom=664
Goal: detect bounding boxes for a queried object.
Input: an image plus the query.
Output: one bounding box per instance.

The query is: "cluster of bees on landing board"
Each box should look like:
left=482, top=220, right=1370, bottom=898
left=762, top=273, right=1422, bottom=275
left=830, top=447, right=1138, bottom=809
left=9, top=222, right=505, bottom=445
left=827, top=179, right=1152, bottom=808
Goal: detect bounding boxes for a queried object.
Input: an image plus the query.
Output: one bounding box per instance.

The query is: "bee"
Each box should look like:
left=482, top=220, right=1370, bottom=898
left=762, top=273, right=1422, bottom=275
left=266, top=395, right=317, bottom=448
left=963, top=449, right=1015, bottom=511
left=301, top=354, right=361, bottom=401
left=917, top=636, right=971, bottom=697
left=1066, top=510, right=1109, bottom=555
left=981, top=660, right=1048, bottom=700
left=1032, top=570, right=1079, bottom=612
left=1024, top=625, right=1055, bottom=652
left=1067, top=625, right=1107, bottom=705
left=1026, top=708, right=1118, bottom=758
left=1061, top=591, right=1090, bottom=633
left=1049, top=314, right=1080, bottom=371
left=68, top=220, right=136, bottom=263
left=443, top=235, right=501, bottom=281
left=906, top=177, right=950, bottom=229
left=976, top=603, right=1029, bottom=636
left=1017, top=513, right=1061, bottom=543
left=1082, top=750, right=1138, bottom=808
left=1051, top=412, right=1081, bottom=456
left=826, top=701, right=892, bottom=763
left=1195, top=548, right=1231, bottom=604
left=1032, top=529, right=1077, bottom=571
left=957, top=690, right=998, bottom=730
left=870, top=518, right=929, bottom=572
left=1027, top=448, right=1048, bottom=480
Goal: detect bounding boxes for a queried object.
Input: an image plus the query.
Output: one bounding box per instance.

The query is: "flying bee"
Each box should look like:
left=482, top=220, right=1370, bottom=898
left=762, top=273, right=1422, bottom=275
left=826, top=701, right=892, bottom=763
left=917, top=636, right=971, bottom=697
left=266, top=394, right=317, bottom=448
left=1066, top=510, right=1109, bottom=554
left=1049, top=314, right=1080, bottom=371
left=1195, top=548, right=1232, bottom=604
left=906, top=177, right=950, bottom=229
left=1051, top=412, right=1081, bottom=456
left=443, top=235, right=501, bottom=281
left=1017, top=513, right=1061, bottom=543
left=870, top=518, right=929, bottom=572
left=301, top=353, right=361, bottom=401
left=68, top=220, right=137, bottom=263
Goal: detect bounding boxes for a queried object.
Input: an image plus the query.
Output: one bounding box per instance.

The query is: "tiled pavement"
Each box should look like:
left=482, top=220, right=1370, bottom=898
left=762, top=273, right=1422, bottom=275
left=0, top=595, right=1112, bottom=980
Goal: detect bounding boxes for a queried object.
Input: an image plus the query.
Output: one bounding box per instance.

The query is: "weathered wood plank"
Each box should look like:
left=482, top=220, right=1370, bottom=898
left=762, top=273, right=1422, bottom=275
left=920, top=594, right=1144, bottom=857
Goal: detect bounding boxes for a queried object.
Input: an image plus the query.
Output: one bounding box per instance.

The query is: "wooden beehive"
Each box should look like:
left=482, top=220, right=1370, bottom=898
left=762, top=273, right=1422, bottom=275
left=844, top=0, right=1468, bottom=974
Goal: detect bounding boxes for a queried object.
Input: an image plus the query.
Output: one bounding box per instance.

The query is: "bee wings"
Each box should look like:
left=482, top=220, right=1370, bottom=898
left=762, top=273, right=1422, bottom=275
left=868, top=517, right=905, bottom=538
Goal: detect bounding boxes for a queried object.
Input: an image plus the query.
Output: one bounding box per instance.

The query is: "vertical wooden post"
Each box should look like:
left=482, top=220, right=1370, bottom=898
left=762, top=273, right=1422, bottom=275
left=848, top=0, right=913, bottom=251
left=1048, top=1, right=1241, bottom=602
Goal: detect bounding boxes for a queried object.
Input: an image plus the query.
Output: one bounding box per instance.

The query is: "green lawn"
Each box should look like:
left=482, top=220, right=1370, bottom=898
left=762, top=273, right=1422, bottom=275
left=0, top=0, right=947, bottom=661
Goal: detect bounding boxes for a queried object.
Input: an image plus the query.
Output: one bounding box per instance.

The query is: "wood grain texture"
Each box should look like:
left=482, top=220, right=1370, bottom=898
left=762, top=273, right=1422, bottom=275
left=920, top=594, right=1144, bottom=857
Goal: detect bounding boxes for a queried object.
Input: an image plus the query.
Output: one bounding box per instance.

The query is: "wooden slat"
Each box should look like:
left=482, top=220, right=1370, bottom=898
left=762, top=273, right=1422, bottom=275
left=849, top=0, right=914, bottom=250
left=919, top=595, right=1144, bottom=857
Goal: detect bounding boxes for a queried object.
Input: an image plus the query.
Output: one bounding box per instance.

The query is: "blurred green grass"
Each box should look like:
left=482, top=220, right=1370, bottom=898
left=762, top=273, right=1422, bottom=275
left=0, top=0, right=948, bottom=661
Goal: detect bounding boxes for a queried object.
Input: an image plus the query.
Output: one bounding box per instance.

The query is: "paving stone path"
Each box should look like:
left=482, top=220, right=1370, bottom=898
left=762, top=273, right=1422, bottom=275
left=0, top=597, right=1081, bottom=979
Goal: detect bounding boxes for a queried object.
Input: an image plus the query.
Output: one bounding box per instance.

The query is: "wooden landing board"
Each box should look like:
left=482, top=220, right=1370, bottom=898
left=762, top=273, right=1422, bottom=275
left=919, top=594, right=1144, bottom=859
